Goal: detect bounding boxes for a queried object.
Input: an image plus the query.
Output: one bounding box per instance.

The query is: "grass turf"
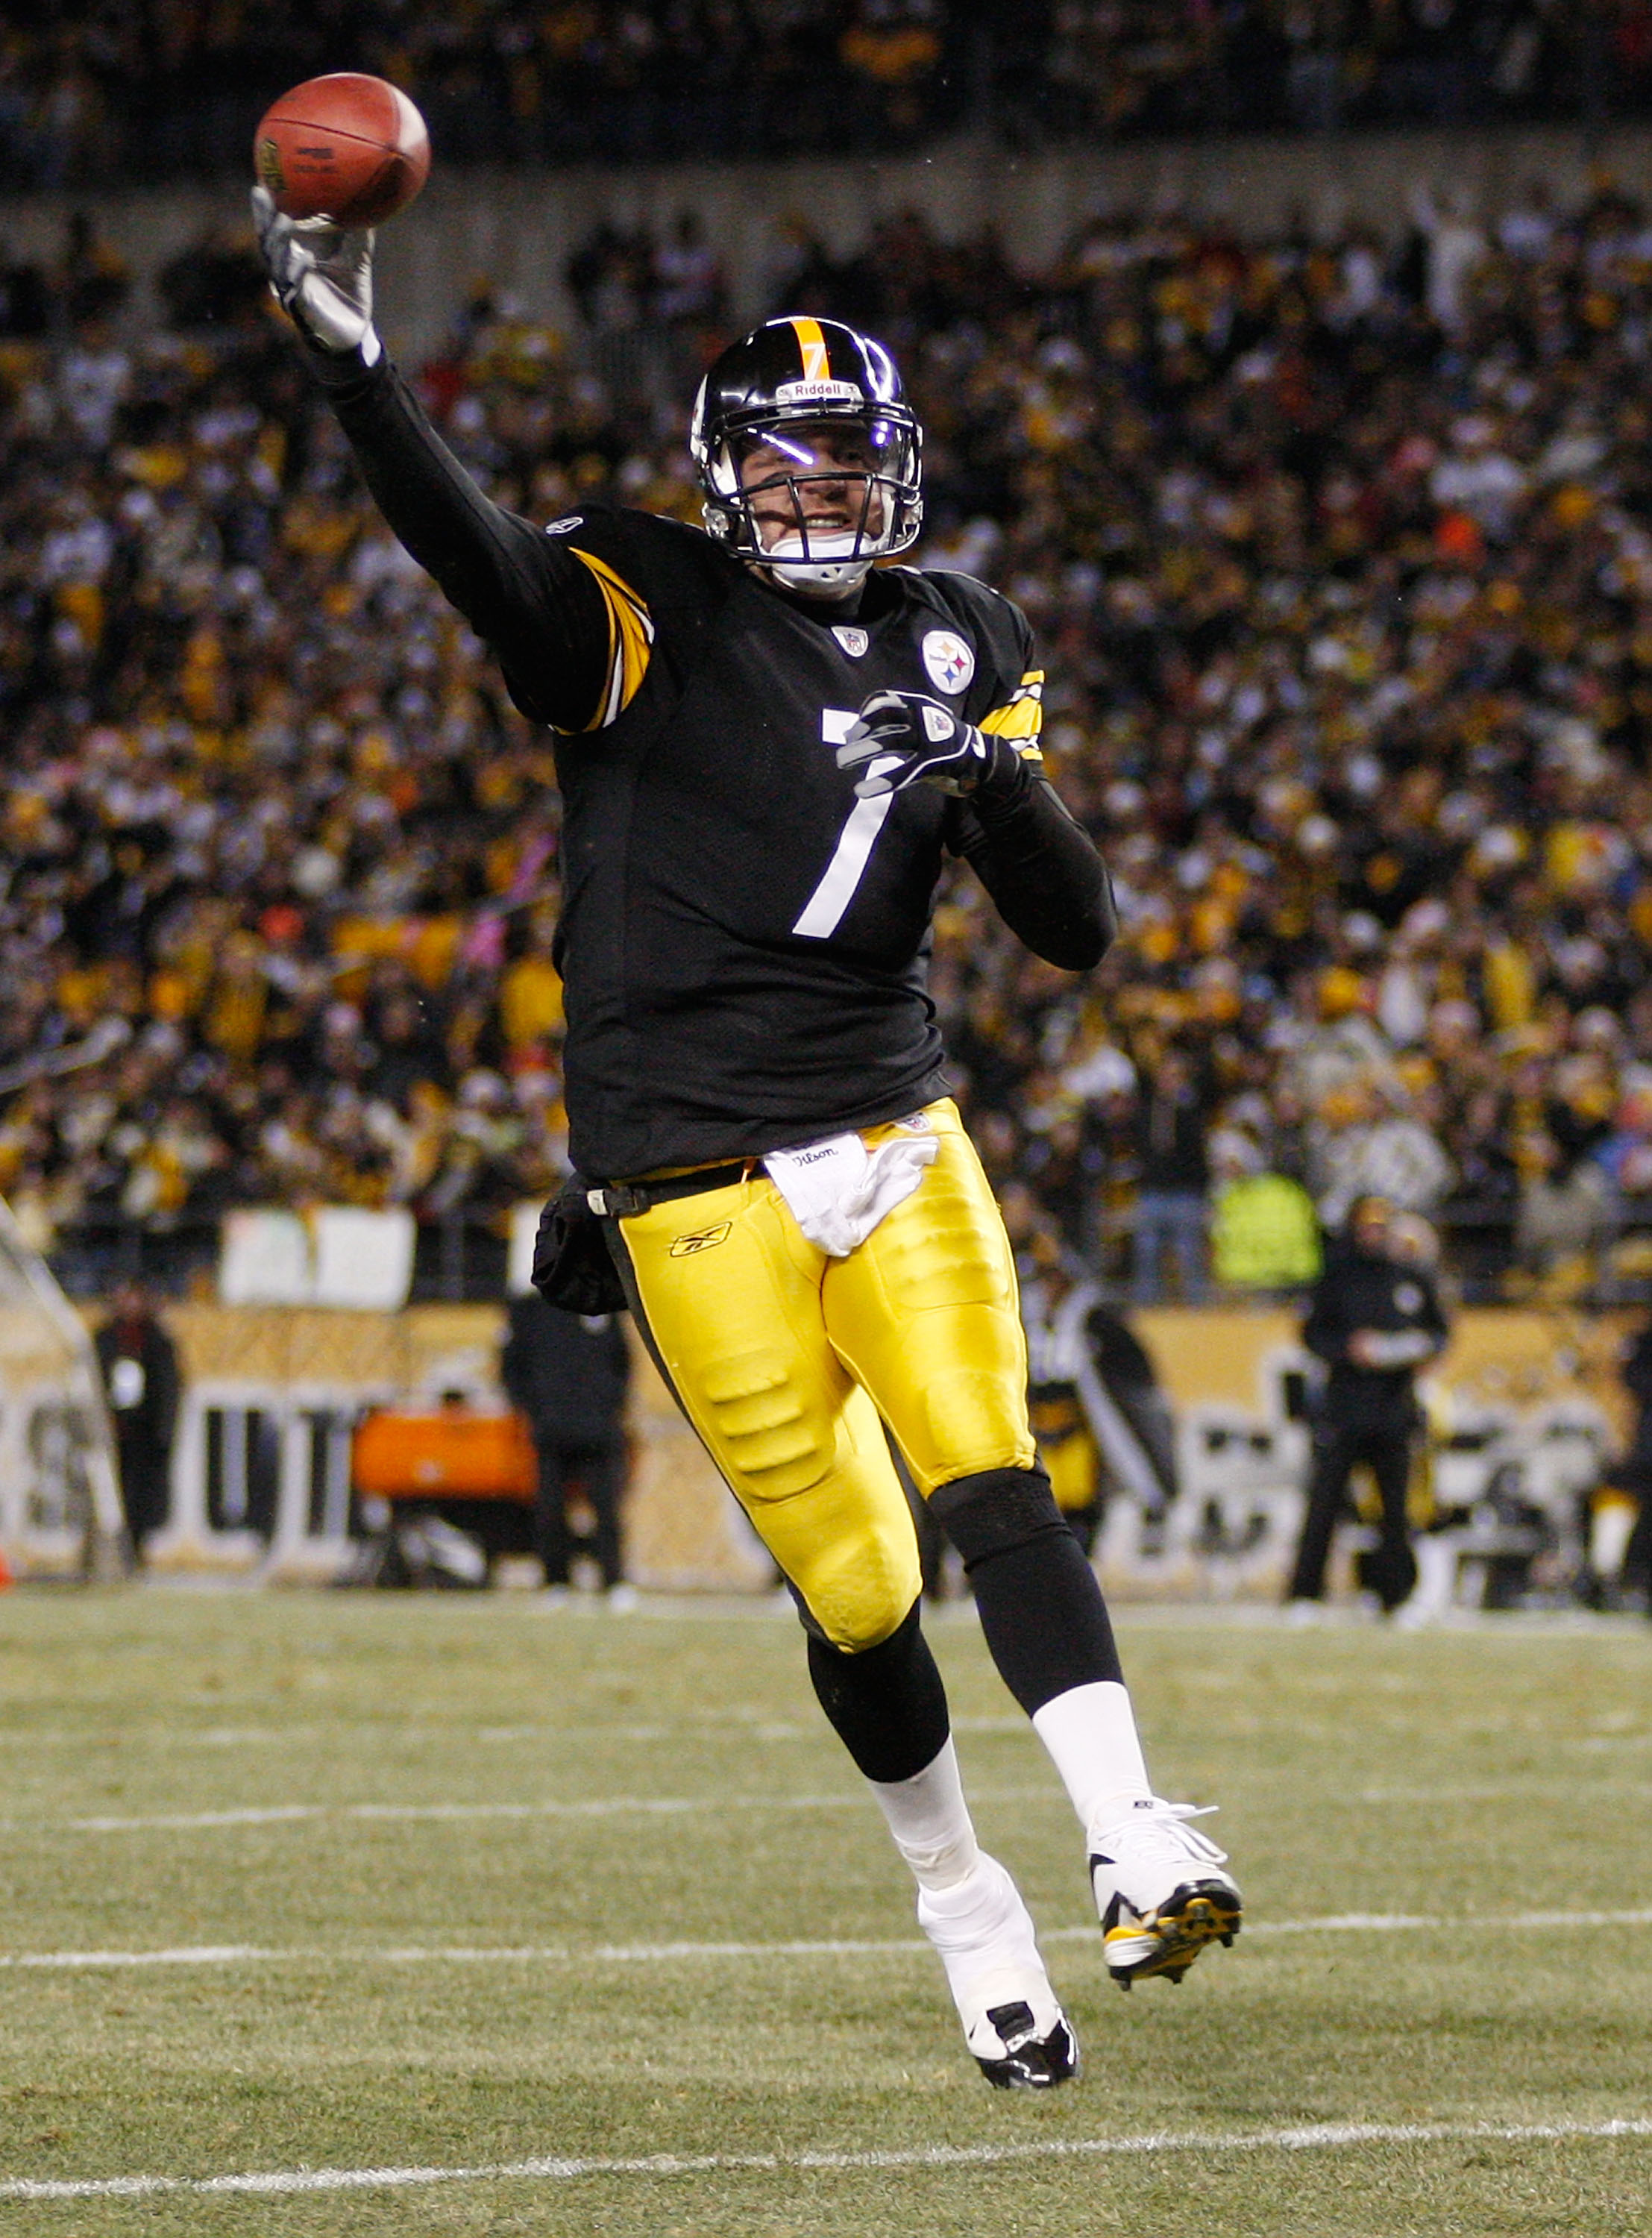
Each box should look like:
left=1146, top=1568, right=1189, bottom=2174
left=0, top=1589, right=1648, bottom=2236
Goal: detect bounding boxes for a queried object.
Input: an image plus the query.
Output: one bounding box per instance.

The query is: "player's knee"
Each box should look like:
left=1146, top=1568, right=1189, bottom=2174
left=929, top=1464, right=1067, bottom=1573
left=794, top=1537, right=920, bottom=1652
left=914, top=1365, right=1032, bottom=1479
left=699, top=1349, right=835, bottom=1499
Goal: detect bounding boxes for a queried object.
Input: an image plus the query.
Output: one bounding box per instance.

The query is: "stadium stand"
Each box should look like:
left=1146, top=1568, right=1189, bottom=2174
left=2, top=4, right=1652, bottom=192
left=5, top=155, right=1652, bottom=1306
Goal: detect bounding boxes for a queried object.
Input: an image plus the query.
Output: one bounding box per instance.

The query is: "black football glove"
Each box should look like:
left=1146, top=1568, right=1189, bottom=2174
left=835, top=689, right=1020, bottom=800
left=251, top=184, right=380, bottom=360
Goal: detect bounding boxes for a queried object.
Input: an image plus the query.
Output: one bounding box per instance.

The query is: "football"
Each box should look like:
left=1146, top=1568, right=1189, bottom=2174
left=254, top=73, right=430, bottom=229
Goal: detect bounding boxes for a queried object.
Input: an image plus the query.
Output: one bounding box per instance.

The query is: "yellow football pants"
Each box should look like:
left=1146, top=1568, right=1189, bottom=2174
left=609, top=1100, right=1035, bottom=1652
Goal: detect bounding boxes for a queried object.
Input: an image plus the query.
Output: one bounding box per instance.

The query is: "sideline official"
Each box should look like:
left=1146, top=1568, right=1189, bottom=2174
left=500, top=1290, right=632, bottom=1602
left=1287, top=1195, right=1448, bottom=1614
left=94, top=1281, right=181, bottom=1563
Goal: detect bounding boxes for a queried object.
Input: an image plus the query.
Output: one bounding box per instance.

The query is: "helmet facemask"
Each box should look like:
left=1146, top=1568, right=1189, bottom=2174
left=696, top=407, right=923, bottom=596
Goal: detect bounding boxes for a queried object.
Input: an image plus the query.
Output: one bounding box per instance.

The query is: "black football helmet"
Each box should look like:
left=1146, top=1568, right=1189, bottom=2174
left=689, top=317, right=923, bottom=593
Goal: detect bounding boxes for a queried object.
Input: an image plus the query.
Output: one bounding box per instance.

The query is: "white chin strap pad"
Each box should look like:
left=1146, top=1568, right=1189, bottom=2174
left=761, top=530, right=874, bottom=595
left=764, top=557, right=873, bottom=595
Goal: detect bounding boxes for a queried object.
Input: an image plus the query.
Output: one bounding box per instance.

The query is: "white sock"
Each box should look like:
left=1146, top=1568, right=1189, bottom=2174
left=868, top=1735, right=980, bottom=1892
left=1031, top=1680, right=1152, bottom=1842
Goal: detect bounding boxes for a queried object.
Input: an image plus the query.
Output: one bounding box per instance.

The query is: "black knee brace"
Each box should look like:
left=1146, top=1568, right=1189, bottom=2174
left=931, top=1465, right=1124, bottom=1714
left=929, top=1464, right=1073, bottom=1568
left=805, top=1599, right=951, bottom=1785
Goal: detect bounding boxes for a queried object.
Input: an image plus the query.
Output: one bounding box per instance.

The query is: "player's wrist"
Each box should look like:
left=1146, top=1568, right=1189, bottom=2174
left=964, top=733, right=1033, bottom=805
left=301, top=324, right=386, bottom=387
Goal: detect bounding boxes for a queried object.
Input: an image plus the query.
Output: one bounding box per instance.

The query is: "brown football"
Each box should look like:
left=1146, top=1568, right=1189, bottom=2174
left=254, top=73, right=430, bottom=229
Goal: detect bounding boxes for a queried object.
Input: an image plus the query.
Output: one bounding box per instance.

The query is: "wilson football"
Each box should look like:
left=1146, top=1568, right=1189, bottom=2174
left=254, top=73, right=430, bottom=229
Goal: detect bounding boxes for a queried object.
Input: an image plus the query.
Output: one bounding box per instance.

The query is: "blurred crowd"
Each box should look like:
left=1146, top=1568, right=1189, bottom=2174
left=2, top=3, right=1649, bottom=191
left=7, top=169, right=1652, bottom=1303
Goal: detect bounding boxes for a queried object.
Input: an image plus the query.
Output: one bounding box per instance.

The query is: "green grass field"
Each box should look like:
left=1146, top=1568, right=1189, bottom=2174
left=0, top=1588, right=1648, bottom=2237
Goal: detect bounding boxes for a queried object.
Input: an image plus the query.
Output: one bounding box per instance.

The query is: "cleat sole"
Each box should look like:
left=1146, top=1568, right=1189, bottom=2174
left=1105, top=1881, right=1243, bottom=1987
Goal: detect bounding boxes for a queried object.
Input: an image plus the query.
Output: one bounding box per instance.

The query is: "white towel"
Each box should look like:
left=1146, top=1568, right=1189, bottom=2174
left=764, top=1116, right=938, bottom=1257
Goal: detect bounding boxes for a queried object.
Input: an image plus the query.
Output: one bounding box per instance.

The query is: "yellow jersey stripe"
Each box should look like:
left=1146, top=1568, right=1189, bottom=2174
left=788, top=316, right=830, bottom=384
left=981, top=699, right=1044, bottom=745
left=569, top=550, right=655, bottom=731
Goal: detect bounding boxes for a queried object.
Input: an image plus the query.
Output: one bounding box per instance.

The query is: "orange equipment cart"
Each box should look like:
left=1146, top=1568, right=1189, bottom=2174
left=352, top=1407, right=538, bottom=1502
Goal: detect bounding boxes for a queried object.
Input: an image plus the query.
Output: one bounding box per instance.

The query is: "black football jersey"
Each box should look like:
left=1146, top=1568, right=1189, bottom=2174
left=318, top=354, right=1112, bottom=1179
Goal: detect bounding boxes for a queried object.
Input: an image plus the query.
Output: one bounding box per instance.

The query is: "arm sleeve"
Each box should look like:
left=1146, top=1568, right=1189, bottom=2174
left=307, top=347, right=618, bottom=733
left=951, top=767, right=1118, bottom=971
left=943, top=589, right=1115, bottom=969
left=1301, top=1276, right=1350, bottom=1367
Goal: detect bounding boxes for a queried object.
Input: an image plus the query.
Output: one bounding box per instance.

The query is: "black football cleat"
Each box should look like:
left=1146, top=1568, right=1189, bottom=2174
left=917, top=1853, right=1081, bottom=2090
left=974, top=2000, right=1081, bottom=2091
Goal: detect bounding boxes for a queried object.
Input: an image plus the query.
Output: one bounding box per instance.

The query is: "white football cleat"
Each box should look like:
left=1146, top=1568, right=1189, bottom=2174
left=1090, top=1799, right=1242, bottom=1988
left=917, top=1852, right=1079, bottom=2090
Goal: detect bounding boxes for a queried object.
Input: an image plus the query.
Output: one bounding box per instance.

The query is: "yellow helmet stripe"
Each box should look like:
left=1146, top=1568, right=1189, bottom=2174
left=788, top=316, right=830, bottom=384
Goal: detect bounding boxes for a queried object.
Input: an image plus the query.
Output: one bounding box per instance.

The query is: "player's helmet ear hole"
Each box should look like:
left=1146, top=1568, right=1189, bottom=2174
left=691, top=318, right=923, bottom=592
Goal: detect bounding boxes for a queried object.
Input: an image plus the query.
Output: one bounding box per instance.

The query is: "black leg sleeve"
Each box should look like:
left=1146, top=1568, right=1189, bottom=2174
left=805, top=1600, right=951, bottom=1784
left=930, top=1466, right=1125, bottom=1717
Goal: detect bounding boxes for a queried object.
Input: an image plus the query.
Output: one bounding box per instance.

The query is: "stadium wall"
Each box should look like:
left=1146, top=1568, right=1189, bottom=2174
left=4, top=122, right=1652, bottom=356
left=53, top=1302, right=1628, bottom=1601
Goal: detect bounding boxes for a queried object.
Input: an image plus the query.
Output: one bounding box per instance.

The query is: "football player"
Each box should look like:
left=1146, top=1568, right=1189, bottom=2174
left=254, top=189, right=1241, bottom=2089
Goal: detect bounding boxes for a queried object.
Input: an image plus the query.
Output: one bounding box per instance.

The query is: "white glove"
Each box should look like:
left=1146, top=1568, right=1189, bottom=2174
left=251, top=184, right=381, bottom=362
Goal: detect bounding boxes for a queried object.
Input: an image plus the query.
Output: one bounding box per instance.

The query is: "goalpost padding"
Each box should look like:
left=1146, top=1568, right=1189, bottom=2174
left=0, top=1197, right=124, bottom=1578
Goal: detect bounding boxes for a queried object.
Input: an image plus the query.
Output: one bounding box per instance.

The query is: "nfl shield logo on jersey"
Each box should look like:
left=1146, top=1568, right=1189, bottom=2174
left=832, top=624, right=870, bottom=657
left=922, top=630, right=976, bottom=695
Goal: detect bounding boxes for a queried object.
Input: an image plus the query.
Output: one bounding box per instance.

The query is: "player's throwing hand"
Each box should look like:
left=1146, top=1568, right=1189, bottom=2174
left=251, top=185, right=380, bottom=360
left=837, top=689, right=1019, bottom=800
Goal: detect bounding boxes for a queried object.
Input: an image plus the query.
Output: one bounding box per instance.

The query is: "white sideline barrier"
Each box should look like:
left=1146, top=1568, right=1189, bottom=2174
left=147, top=1382, right=395, bottom=1581
left=34, top=1303, right=1624, bottom=1598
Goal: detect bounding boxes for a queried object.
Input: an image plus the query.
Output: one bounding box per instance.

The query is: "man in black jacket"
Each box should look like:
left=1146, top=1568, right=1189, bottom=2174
left=1287, top=1194, right=1449, bottom=1613
left=94, top=1281, right=181, bottom=1563
left=251, top=191, right=1240, bottom=2089
left=500, top=1290, right=632, bottom=1601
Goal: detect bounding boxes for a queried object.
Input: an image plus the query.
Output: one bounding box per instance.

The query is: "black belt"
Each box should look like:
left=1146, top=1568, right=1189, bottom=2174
left=587, top=1161, right=753, bottom=1219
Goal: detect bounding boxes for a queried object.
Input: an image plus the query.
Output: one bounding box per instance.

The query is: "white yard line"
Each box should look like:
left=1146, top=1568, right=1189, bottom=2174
left=37, top=1770, right=1650, bottom=1834
left=4, top=2117, right=1650, bottom=2202
left=3, top=1908, right=1650, bottom=1973
left=58, top=1786, right=1057, bottom=1834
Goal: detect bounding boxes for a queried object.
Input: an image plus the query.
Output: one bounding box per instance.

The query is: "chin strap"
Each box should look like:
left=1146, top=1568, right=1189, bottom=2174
left=758, top=527, right=875, bottom=598
left=760, top=557, right=872, bottom=598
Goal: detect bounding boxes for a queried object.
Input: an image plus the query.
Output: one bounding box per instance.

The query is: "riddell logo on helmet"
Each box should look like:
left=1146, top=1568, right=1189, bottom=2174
left=775, top=378, right=863, bottom=407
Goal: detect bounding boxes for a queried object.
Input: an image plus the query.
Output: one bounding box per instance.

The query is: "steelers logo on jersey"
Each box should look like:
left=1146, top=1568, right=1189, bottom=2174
left=922, top=629, right=976, bottom=695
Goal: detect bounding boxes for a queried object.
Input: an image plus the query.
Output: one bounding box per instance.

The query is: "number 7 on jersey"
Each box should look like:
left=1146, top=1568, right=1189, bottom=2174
left=791, top=709, right=896, bottom=939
